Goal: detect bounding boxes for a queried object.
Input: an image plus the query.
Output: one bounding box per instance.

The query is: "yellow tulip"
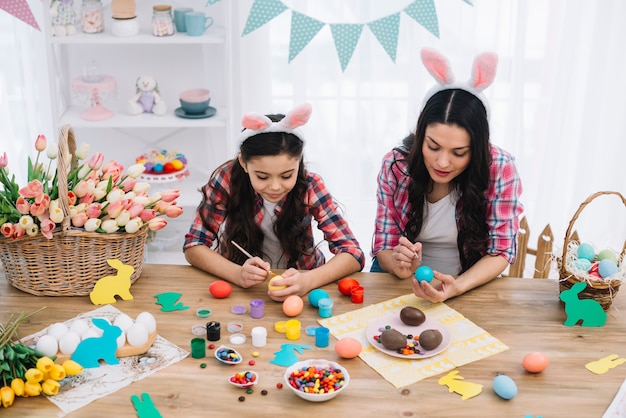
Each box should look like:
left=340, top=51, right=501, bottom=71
left=10, top=378, right=24, bottom=397
left=62, top=359, right=83, bottom=376
left=24, top=381, right=42, bottom=397
left=41, top=379, right=60, bottom=396
left=49, top=364, right=66, bottom=381
left=25, top=368, right=43, bottom=383
left=1, top=386, right=14, bottom=408
left=36, top=356, right=55, bottom=374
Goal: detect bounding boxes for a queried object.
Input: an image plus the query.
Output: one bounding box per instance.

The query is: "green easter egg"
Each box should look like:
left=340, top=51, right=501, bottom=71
left=598, top=249, right=619, bottom=265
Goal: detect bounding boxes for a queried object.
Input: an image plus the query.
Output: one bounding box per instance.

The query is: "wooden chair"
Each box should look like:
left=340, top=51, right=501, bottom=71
left=508, top=216, right=554, bottom=278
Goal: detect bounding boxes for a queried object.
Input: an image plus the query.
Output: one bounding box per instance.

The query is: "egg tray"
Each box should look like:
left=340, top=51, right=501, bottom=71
left=39, top=330, right=158, bottom=363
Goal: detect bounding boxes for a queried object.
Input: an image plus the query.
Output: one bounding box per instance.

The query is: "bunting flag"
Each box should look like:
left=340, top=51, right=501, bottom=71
left=242, top=0, right=471, bottom=71
left=0, top=0, right=40, bottom=31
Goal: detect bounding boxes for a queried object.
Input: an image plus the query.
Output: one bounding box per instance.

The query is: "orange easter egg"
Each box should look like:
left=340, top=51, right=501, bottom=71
left=209, top=280, right=232, bottom=299
left=522, top=352, right=549, bottom=373
left=282, top=295, right=304, bottom=317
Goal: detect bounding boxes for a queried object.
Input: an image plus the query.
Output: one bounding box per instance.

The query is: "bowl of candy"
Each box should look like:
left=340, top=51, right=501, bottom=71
left=228, top=370, right=258, bottom=388
left=283, top=359, right=350, bottom=402
left=214, top=345, right=242, bottom=365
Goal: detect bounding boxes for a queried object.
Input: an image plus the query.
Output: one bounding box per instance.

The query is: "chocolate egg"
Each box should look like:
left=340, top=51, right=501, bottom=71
left=380, top=328, right=407, bottom=350
left=400, top=306, right=426, bottom=326
left=419, top=329, right=443, bottom=350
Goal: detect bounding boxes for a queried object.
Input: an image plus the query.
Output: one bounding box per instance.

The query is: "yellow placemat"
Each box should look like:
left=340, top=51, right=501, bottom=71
left=318, top=294, right=508, bottom=388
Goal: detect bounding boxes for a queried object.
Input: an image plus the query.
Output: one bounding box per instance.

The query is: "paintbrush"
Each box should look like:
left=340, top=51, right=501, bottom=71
left=231, top=240, right=275, bottom=278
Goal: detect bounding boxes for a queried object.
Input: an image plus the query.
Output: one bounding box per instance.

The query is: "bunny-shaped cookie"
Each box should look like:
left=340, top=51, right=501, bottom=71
left=90, top=259, right=135, bottom=305
left=71, top=318, right=123, bottom=368
left=559, top=281, right=607, bottom=326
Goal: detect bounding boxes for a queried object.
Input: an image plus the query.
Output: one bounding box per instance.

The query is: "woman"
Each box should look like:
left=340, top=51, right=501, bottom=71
left=371, top=48, right=523, bottom=303
left=184, top=103, right=364, bottom=301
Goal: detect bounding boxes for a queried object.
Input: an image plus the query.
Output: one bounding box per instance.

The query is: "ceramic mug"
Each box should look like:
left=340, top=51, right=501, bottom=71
left=173, top=7, right=193, bottom=32
left=184, top=12, right=213, bottom=37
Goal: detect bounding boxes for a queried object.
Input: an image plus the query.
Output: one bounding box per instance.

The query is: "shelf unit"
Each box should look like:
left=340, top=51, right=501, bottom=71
left=43, top=0, right=236, bottom=263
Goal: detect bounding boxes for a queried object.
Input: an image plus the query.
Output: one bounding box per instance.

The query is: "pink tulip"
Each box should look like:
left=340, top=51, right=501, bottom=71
left=1, top=223, right=14, bottom=238
left=16, top=197, right=30, bottom=215
left=88, top=152, right=104, bottom=170
left=160, top=189, right=180, bottom=203
left=165, top=205, right=183, bottom=218
left=73, top=180, right=90, bottom=198
left=106, top=200, right=124, bottom=218
left=40, top=219, right=56, bottom=239
left=29, top=201, right=48, bottom=217
left=12, top=224, right=25, bottom=239
left=35, top=134, right=47, bottom=152
left=19, top=180, right=44, bottom=199
left=102, top=160, right=124, bottom=183
left=86, top=203, right=102, bottom=219
left=79, top=194, right=95, bottom=205
left=148, top=217, right=167, bottom=231
left=128, top=203, right=144, bottom=218
left=0, top=152, right=7, bottom=169
left=139, top=209, right=157, bottom=222
left=71, top=212, right=88, bottom=228
left=67, top=191, right=77, bottom=206
left=120, top=177, right=136, bottom=192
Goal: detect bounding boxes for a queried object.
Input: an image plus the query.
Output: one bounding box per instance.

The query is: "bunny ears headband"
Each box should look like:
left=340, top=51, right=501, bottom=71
left=420, top=48, right=499, bottom=119
left=237, top=103, right=312, bottom=144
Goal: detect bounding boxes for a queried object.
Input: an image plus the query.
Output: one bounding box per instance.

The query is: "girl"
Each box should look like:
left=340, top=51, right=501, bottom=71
left=371, top=48, right=523, bottom=303
left=184, top=103, right=364, bottom=301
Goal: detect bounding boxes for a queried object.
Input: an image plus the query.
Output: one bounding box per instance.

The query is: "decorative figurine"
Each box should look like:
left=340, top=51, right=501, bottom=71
left=127, top=75, right=167, bottom=116
left=50, top=0, right=77, bottom=36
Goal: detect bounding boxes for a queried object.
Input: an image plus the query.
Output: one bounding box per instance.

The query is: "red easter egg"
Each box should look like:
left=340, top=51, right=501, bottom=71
left=338, top=278, right=360, bottom=296
left=163, top=162, right=176, bottom=173
left=522, top=352, right=549, bottom=373
left=209, top=280, right=232, bottom=299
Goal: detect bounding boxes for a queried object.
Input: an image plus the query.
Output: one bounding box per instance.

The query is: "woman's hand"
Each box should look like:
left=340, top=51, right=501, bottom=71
left=390, top=237, right=422, bottom=279
left=411, top=270, right=458, bottom=303
left=267, top=268, right=308, bottom=302
left=237, top=257, right=272, bottom=288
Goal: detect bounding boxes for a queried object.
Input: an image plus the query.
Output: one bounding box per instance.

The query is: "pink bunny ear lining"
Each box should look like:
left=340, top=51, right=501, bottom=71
left=242, top=113, right=272, bottom=131
left=421, top=48, right=454, bottom=85
left=282, top=103, right=312, bottom=129
left=472, top=52, right=498, bottom=91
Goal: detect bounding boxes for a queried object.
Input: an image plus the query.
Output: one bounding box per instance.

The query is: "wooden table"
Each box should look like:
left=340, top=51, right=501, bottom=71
left=1, top=264, right=625, bottom=417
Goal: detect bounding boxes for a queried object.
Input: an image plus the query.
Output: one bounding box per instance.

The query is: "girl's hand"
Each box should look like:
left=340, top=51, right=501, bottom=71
left=411, top=270, right=458, bottom=303
left=237, top=257, right=272, bottom=288
left=267, top=268, right=306, bottom=302
left=391, top=237, right=422, bottom=279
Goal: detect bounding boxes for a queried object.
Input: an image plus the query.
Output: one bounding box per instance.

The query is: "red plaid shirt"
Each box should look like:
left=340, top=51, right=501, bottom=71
left=372, top=144, right=523, bottom=264
left=184, top=162, right=365, bottom=270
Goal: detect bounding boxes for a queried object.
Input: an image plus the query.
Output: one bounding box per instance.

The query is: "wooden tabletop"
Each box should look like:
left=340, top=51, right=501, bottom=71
left=1, top=264, right=625, bottom=417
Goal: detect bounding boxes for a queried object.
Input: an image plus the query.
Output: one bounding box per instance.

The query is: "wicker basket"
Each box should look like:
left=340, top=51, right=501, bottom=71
left=0, top=125, right=147, bottom=296
left=558, top=191, right=626, bottom=311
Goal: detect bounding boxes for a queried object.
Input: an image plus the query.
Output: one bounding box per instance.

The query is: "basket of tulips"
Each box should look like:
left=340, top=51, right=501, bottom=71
left=0, top=125, right=183, bottom=296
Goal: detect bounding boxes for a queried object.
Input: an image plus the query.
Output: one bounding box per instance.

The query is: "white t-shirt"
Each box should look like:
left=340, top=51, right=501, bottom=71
left=260, top=199, right=288, bottom=269
left=417, top=193, right=461, bottom=275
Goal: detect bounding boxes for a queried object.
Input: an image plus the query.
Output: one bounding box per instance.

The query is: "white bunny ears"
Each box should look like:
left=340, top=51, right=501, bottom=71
left=420, top=48, right=498, bottom=119
left=237, top=103, right=312, bottom=144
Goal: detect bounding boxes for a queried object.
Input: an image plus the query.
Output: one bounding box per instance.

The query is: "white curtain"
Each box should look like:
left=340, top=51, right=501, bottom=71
left=233, top=0, right=626, bottom=275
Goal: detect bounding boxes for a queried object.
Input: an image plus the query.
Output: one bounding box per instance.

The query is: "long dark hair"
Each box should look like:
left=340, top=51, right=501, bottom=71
left=402, top=89, right=491, bottom=273
left=199, top=114, right=310, bottom=268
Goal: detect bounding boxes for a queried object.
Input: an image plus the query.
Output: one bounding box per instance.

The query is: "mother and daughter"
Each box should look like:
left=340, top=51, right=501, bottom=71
left=183, top=48, right=523, bottom=303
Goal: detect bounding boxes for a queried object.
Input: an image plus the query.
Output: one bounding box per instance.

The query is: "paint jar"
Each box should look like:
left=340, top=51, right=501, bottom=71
left=315, top=326, right=330, bottom=348
left=250, top=299, right=265, bottom=319
left=318, top=298, right=333, bottom=318
left=251, top=326, right=267, bottom=347
left=285, top=319, right=301, bottom=340
left=350, top=286, right=364, bottom=304
left=190, top=337, right=206, bottom=358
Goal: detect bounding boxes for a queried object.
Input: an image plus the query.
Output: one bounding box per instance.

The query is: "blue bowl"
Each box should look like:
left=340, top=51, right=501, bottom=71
left=180, top=98, right=210, bottom=115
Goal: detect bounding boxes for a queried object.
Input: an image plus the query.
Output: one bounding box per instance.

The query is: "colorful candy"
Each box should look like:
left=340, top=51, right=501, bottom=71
left=286, top=365, right=345, bottom=395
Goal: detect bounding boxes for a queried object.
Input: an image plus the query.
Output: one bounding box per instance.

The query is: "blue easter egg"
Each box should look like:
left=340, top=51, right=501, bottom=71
left=153, top=163, right=164, bottom=173
left=571, top=258, right=592, bottom=273
left=308, top=289, right=330, bottom=307
left=414, top=265, right=434, bottom=283
left=493, top=374, right=518, bottom=400
left=577, top=243, right=595, bottom=261
left=598, top=259, right=619, bottom=278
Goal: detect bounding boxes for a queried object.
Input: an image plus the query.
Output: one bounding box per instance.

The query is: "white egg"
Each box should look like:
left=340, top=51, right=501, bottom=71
left=47, top=322, right=68, bottom=341
left=135, top=312, right=157, bottom=334
left=113, top=313, right=135, bottom=332
left=126, top=322, right=149, bottom=347
left=69, top=319, right=90, bottom=338
left=81, top=327, right=101, bottom=340
left=116, top=331, right=127, bottom=349
left=59, top=331, right=81, bottom=355
left=36, top=335, right=58, bottom=357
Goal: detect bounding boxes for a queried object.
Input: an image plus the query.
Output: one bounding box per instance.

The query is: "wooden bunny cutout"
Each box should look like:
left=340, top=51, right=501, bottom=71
left=71, top=318, right=122, bottom=368
left=438, top=370, right=483, bottom=400
left=559, top=281, right=607, bottom=327
left=90, top=259, right=135, bottom=305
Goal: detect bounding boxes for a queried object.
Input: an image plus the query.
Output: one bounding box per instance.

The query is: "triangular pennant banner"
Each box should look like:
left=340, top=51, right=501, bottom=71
left=242, top=0, right=288, bottom=36
left=0, top=0, right=40, bottom=31
left=330, top=24, right=364, bottom=71
left=367, top=13, right=400, bottom=63
left=289, top=11, right=325, bottom=63
left=403, top=0, right=439, bottom=38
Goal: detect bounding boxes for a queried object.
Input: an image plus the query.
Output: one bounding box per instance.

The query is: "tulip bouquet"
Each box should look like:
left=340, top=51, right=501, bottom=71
left=0, top=133, right=183, bottom=239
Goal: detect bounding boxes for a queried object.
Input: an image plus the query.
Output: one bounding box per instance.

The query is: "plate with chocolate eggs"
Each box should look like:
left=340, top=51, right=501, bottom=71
left=366, top=306, right=451, bottom=359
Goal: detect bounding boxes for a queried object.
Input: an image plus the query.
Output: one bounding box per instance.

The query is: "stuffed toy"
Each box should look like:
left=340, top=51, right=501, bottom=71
left=50, top=0, right=77, bottom=36
left=127, top=75, right=167, bottom=116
